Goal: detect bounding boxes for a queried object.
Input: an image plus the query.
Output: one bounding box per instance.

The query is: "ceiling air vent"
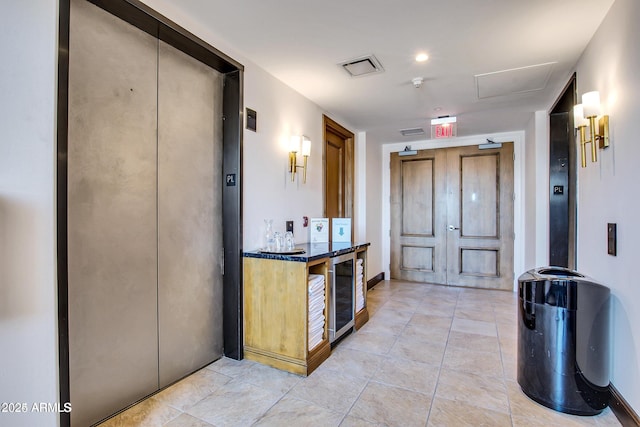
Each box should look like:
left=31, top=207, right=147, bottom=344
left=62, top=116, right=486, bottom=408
left=400, top=127, right=425, bottom=137
left=339, top=54, right=384, bottom=77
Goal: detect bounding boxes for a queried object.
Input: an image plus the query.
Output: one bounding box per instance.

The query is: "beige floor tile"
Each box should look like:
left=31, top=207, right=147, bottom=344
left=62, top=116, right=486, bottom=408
left=414, top=300, right=457, bottom=317
left=401, top=323, right=450, bottom=344
left=288, top=368, right=368, bottom=414
left=393, top=286, right=430, bottom=298
left=447, top=330, right=500, bottom=353
left=348, top=381, right=431, bottom=427
left=163, top=413, right=215, bottom=427
left=339, top=415, right=385, bottom=426
left=388, top=291, right=422, bottom=301
left=360, top=316, right=408, bottom=336
left=427, top=397, right=512, bottom=427
left=502, top=355, right=518, bottom=381
left=494, top=306, right=518, bottom=324
left=185, top=378, right=282, bottom=427
left=340, top=330, right=398, bottom=355
left=595, top=408, right=624, bottom=426
left=240, top=361, right=303, bottom=394
left=205, top=356, right=255, bottom=378
left=409, top=313, right=453, bottom=330
left=370, top=306, right=414, bottom=323
left=435, top=368, right=510, bottom=414
left=499, top=335, right=518, bottom=358
left=316, top=347, right=387, bottom=380
left=366, top=301, right=382, bottom=315
left=456, top=299, right=496, bottom=313
left=428, top=287, right=460, bottom=296
left=98, top=397, right=181, bottom=427
left=441, top=346, right=503, bottom=378
left=382, top=298, right=420, bottom=313
left=454, top=307, right=496, bottom=322
left=253, top=396, right=343, bottom=427
left=154, top=367, right=232, bottom=411
left=496, top=321, right=518, bottom=340
left=451, top=317, right=497, bottom=337
left=389, top=334, right=446, bottom=366
left=373, top=356, right=440, bottom=395
left=423, top=292, right=459, bottom=305
left=366, top=288, right=394, bottom=300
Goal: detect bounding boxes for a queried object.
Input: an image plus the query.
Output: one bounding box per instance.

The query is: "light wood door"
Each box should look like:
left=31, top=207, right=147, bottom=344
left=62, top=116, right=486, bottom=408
left=391, top=144, right=514, bottom=290
left=445, top=144, right=514, bottom=290
left=390, top=149, right=448, bottom=284
left=326, top=130, right=345, bottom=220
left=323, top=116, right=354, bottom=240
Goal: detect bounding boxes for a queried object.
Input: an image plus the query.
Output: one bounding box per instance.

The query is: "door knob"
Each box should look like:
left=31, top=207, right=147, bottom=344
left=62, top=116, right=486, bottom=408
left=448, top=225, right=460, bottom=231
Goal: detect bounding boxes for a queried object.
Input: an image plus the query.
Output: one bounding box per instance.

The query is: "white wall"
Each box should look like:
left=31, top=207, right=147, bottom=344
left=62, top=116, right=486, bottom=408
left=365, top=136, right=383, bottom=281
left=241, top=63, right=327, bottom=248
left=573, top=0, right=640, bottom=413
left=380, top=131, right=526, bottom=292
left=524, top=110, right=551, bottom=269
left=524, top=115, right=537, bottom=269
left=0, top=1, right=60, bottom=426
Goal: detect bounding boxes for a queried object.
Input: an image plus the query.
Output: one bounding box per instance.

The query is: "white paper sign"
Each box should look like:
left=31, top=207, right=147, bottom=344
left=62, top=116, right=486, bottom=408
left=309, top=218, right=329, bottom=243
left=331, top=218, right=351, bottom=242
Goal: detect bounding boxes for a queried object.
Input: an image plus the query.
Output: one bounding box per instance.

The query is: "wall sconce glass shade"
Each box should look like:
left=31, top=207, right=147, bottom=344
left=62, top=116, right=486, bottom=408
left=574, top=91, right=609, bottom=168
left=301, top=136, right=311, bottom=157
left=289, top=135, right=310, bottom=183
left=582, top=91, right=601, bottom=118
left=289, top=135, right=301, bottom=153
left=573, top=104, right=589, bottom=128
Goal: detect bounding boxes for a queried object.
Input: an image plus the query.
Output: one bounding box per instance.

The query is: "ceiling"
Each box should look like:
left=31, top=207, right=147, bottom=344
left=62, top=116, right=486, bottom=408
left=163, top=0, right=614, bottom=143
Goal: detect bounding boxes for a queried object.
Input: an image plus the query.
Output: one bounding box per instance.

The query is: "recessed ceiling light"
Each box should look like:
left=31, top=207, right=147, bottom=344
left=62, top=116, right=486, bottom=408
left=415, top=53, right=429, bottom=62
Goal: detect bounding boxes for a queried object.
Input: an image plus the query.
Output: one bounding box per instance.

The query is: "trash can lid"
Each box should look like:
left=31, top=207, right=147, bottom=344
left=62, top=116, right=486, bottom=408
left=518, top=267, right=609, bottom=309
left=536, top=267, right=584, bottom=278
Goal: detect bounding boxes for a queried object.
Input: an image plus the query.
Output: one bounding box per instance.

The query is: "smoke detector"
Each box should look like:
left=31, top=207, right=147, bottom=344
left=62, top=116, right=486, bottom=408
left=411, top=77, right=424, bottom=88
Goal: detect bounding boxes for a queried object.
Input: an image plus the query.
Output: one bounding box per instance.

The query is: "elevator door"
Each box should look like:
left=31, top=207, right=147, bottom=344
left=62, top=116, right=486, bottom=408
left=68, top=0, right=224, bottom=424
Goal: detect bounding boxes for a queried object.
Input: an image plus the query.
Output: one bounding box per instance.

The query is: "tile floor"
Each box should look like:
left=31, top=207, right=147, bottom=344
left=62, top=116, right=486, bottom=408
left=99, top=280, right=621, bottom=427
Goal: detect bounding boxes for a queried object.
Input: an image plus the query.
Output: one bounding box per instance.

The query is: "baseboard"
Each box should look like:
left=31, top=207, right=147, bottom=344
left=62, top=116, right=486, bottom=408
left=610, top=383, right=640, bottom=427
left=367, top=272, right=384, bottom=290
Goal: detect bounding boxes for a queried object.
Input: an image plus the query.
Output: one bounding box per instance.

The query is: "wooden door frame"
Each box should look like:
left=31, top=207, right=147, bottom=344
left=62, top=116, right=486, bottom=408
left=323, top=115, right=354, bottom=241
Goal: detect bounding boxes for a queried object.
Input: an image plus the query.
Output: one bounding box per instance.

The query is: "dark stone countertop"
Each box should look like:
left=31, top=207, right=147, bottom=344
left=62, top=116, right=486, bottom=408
left=243, top=241, right=370, bottom=263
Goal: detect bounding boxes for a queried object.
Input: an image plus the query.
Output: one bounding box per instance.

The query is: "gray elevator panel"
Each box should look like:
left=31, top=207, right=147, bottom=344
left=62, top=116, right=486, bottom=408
left=157, top=41, right=225, bottom=387
left=68, top=0, right=159, bottom=425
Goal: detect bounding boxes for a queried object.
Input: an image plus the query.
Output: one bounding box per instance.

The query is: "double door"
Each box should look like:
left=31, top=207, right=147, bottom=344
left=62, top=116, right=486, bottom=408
left=390, top=144, right=514, bottom=290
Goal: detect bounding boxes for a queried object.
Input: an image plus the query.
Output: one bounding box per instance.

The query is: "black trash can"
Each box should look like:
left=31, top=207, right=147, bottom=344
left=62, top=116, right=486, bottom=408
left=517, top=267, right=610, bottom=415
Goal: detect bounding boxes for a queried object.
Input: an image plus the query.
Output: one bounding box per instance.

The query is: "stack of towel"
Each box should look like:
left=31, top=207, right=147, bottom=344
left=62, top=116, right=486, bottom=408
left=308, top=274, right=325, bottom=350
left=355, top=258, right=365, bottom=312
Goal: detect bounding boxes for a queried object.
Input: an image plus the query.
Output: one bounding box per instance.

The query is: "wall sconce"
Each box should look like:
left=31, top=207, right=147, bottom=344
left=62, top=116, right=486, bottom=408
left=574, top=91, right=610, bottom=168
left=289, top=135, right=311, bottom=183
